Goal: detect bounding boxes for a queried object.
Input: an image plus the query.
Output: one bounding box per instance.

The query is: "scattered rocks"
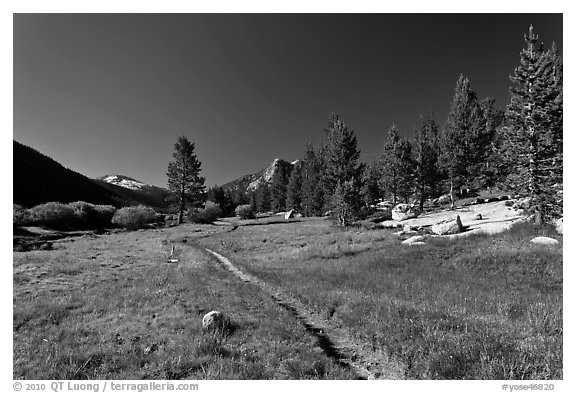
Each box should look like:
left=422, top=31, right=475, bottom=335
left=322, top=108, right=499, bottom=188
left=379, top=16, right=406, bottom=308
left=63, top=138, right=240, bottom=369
left=380, top=221, right=402, bottom=229
left=530, top=237, right=559, bottom=246
left=431, top=215, right=465, bottom=235
left=401, top=235, right=426, bottom=245
left=475, top=214, right=483, bottom=220
left=392, top=204, right=421, bottom=221
left=505, top=200, right=515, bottom=207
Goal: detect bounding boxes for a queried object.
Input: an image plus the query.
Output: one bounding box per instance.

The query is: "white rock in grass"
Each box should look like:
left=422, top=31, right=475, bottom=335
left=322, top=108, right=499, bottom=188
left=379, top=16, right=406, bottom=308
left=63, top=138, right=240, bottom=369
left=401, top=235, right=425, bottom=245
left=555, top=218, right=563, bottom=235
left=530, top=237, right=559, bottom=246
left=202, top=311, right=226, bottom=331
left=409, top=242, right=426, bottom=246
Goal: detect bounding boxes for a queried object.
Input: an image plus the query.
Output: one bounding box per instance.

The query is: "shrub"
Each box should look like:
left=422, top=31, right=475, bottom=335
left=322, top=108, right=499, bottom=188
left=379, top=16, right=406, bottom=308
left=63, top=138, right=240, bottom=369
left=13, top=204, right=32, bottom=227
left=93, top=204, right=117, bottom=225
left=67, top=201, right=116, bottom=229
left=111, top=205, right=157, bottom=230
left=189, top=201, right=223, bottom=224
left=28, top=202, right=76, bottom=230
left=235, top=204, right=255, bottom=220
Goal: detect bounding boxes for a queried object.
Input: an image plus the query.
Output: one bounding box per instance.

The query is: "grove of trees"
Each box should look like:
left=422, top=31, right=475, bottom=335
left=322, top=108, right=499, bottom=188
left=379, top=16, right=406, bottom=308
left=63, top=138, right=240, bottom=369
left=202, top=25, right=562, bottom=226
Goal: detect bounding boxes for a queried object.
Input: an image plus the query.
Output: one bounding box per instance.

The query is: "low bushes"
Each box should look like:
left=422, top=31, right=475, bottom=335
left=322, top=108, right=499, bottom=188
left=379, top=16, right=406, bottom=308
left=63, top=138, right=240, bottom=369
left=28, top=202, right=76, bottom=230
left=235, top=204, right=255, bottom=220
left=13, top=204, right=33, bottom=227
left=111, top=205, right=157, bottom=230
left=69, top=201, right=116, bottom=229
left=189, top=201, right=223, bottom=224
left=22, top=201, right=118, bottom=230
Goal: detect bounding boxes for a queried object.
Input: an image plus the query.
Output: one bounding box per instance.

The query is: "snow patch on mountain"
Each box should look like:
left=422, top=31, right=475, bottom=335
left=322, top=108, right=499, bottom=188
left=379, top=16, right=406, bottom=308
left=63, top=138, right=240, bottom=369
left=101, top=175, right=151, bottom=191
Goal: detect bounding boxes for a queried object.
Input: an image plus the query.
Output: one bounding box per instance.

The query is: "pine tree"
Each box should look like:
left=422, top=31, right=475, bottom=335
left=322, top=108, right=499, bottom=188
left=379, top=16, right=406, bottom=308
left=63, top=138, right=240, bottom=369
left=286, top=162, right=303, bottom=212
left=439, top=75, right=479, bottom=207
left=414, top=113, right=440, bottom=210
left=380, top=124, right=414, bottom=205
left=322, top=112, right=364, bottom=219
left=207, top=186, right=232, bottom=216
left=300, top=143, right=325, bottom=217
left=270, top=162, right=289, bottom=212
left=361, top=159, right=382, bottom=208
left=502, top=26, right=563, bottom=220
left=248, top=191, right=257, bottom=213
left=332, top=180, right=356, bottom=228
left=167, top=136, right=205, bottom=224
left=255, top=184, right=271, bottom=213
left=471, top=98, right=504, bottom=190
left=322, top=112, right=364, bottom=194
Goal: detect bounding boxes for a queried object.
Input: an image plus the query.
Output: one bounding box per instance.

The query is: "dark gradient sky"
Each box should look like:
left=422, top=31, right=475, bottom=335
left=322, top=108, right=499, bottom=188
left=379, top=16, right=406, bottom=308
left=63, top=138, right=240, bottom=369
left=13, top=14, right=562, bottom=188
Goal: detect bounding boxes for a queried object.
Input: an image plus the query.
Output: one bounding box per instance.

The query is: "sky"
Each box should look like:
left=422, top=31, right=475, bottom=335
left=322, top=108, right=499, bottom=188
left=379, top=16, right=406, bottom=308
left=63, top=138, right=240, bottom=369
left=13, top=13, right=563, bottom=188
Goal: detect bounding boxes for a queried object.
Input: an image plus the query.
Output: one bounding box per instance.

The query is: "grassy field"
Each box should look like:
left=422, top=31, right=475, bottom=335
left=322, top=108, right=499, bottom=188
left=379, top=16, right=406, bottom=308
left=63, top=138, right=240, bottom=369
left=13, top=216, right=562, bottom=379
left=199, top=218, right=563, bottom=379
left=13, top=225, right=355, bottom=379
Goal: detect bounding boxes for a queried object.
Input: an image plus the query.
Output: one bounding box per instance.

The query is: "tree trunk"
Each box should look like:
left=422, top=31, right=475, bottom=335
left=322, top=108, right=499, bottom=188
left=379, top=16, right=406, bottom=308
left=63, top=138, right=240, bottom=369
left=419, top=183, right=425, bottom=211
left=178, top=187, right=185, bottom=225
left=449, top=177, right=455, bottom=210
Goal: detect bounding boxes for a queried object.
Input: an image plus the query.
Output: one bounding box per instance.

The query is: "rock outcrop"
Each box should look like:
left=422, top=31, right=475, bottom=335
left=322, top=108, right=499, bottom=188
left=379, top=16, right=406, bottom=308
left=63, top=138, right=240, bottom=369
left=431, top=215, right=465, bottom=235
left=392, top=204, right=420, bottom=221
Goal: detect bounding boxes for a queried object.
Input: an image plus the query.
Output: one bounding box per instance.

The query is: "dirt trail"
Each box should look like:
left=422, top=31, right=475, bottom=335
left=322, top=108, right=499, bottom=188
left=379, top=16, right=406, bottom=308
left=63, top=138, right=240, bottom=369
left=203, top=247, right=406, bottom=380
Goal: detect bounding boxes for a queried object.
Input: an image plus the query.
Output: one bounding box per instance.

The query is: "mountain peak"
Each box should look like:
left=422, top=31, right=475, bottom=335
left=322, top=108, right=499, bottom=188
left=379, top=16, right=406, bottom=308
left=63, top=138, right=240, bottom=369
left=221, top=157, right=295, bottom=193
left=100, top=174, right=149, bottom=191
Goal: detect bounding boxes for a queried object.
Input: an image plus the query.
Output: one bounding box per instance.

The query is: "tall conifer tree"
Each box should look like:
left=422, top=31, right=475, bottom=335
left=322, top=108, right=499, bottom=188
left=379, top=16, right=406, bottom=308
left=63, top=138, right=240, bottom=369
left=167, top=136, right=205, bottom=224
left=414, top=113, right=440, bottom=210
left=502, top=26, right=563, bottom=220
left=380, top=124, right=414, bottom=205
left=286, top=162, right=303, bottom=212
left=301, top=143, right=324, bottom=217
left=322, top=112, right=364, bottom=220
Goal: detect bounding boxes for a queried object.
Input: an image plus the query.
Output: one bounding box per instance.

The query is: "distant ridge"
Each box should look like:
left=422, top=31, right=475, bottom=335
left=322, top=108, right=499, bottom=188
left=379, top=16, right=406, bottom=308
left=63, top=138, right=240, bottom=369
left=94, top=174, right=172, bottom=208
left=13, top=140, right=126, bottom=207
left=221, top=158, right=295, bottom=194
left=13, top=140, right=173, bottom=209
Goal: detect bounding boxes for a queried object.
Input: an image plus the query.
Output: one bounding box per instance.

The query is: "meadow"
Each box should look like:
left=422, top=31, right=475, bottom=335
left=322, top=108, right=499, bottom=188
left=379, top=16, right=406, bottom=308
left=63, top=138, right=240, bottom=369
left=13, top=216, right=562, bottom=379
left=199, top=217, right=563, bottom=379
left=13, top=225, right=354, bottom=379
